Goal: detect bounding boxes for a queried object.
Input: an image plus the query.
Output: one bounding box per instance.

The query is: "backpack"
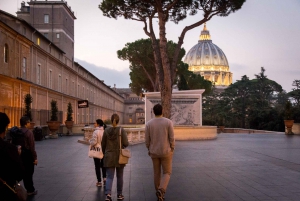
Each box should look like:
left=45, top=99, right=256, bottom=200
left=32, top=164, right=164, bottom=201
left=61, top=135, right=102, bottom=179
left=10, top=126, right=28, bottom=149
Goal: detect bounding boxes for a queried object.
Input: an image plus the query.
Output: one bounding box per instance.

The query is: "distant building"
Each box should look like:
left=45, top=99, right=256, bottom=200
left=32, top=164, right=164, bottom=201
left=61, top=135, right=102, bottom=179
left=184, top=24, right=233, bottom=87
left=116, top=88, right=145, bottom=124
left=0, top=1, right=124, bottom=126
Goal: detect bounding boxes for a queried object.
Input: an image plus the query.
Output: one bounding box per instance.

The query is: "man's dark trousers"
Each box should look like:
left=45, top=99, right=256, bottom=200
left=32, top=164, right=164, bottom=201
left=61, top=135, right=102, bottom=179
left=22, top=150, right=35, bottom=193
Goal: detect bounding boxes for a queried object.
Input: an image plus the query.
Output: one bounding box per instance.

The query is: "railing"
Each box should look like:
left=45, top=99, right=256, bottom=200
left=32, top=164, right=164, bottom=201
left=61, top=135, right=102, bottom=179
left=83, top=127, right=145, bottom=145
left=124, top=128, right=145, bottom=144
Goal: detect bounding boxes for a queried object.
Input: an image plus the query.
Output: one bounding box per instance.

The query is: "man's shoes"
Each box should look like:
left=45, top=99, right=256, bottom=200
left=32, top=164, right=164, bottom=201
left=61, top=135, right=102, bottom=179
left=117, top=194, right=124, bottom=200
left=156, top=189, right=164, bottom=201
left=27, top=190, right=38, bottom=196
left=96, top=182, right=102, bottom=187
left=105, top=194, right=112, bottom=201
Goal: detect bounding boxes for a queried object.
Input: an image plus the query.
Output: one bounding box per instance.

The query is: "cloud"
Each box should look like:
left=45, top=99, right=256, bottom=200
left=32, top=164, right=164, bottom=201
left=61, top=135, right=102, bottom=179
left=75, top=59, right=131, bottom=88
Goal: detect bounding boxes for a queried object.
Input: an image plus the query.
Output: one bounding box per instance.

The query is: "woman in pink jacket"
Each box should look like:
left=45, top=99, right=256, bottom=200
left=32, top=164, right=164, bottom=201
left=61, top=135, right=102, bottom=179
left=90, top=119, right=107, bottom=187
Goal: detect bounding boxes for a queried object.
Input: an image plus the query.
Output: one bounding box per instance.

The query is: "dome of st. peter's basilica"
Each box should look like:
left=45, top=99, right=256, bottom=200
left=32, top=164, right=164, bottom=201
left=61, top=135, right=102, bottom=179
left=184, top=24, right=232, bottom=86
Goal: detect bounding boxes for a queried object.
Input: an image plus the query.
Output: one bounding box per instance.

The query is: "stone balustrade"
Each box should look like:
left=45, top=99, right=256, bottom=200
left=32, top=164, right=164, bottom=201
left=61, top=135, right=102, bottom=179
left=83, top=126, right=145, bottom=145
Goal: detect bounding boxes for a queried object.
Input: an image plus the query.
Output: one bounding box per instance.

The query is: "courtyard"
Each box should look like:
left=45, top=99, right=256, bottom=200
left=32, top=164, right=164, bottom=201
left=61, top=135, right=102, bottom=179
left=26, top=133, right=300, bottom=201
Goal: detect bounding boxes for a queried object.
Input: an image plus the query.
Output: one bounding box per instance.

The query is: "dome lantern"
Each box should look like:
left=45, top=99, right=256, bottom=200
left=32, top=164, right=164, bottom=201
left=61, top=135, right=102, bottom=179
left=199, top=23, right=211, bottom=41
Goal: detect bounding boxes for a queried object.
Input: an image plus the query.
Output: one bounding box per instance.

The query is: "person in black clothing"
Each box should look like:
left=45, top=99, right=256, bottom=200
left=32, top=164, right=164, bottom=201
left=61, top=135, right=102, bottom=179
left=0, top=112, right=24, bottom=201
left=20, top=116, right=38, bottom=196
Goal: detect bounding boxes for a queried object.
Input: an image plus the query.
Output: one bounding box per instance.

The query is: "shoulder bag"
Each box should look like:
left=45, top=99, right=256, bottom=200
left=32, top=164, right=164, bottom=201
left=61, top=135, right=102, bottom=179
left=118, top=127, right=131, bottom=164
left=0, top=177, right=27, bottom=201
left=88, top=130, right=104, bottom=159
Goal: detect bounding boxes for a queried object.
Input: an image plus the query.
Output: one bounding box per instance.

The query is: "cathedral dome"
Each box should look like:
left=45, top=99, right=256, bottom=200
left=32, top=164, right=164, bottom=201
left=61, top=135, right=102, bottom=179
left=184, top=24, right=232, bottom=86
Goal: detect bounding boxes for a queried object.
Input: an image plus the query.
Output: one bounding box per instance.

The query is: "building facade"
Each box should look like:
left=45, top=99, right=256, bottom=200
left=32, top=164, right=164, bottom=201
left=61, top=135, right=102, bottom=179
left=0, top=1, right=125, bottom=127
left=116, top=88, right=145, bottom=124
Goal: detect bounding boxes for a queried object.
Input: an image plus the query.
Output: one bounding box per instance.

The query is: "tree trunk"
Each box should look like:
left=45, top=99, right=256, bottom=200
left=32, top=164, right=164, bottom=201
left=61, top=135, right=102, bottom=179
left=158, top=11, right=172, bottom=118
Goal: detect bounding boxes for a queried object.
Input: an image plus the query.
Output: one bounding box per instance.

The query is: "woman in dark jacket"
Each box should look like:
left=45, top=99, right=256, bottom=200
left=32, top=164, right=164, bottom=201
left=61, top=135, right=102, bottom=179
left=102, top=114, right=129, bottom=201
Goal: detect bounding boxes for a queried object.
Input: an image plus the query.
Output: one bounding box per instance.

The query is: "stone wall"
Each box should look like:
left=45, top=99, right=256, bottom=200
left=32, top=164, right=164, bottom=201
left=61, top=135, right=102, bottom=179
left=220, top=128, right=283, bottom=134
left=144, top=90, right=205, bottom=126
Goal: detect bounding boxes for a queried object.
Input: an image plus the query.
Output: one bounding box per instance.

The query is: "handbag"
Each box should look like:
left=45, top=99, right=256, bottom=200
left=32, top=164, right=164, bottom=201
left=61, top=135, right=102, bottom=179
left=88, top=143, right=104, bottom=159
left=88, top=131, right=104, bottom=159
left=0, top=178, right=27, bottom=201
left=15, top=183, right=27, bottom=201
left=118, top=127, right=131, bottom=164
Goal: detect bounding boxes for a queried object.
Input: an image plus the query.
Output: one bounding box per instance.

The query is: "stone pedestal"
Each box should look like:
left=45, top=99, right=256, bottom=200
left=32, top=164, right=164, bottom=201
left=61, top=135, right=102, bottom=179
left=49, top=134, right=58, bottom=139
left=65, top=121, right=74, bottom=135
left=83, top=127, right=95, bottom=142
left=144, top=90, right=217, bottom=140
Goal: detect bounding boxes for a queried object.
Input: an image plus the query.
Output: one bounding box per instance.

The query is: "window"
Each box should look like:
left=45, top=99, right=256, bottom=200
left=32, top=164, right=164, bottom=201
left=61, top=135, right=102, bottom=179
left=23, top=27, right=26, bottom=35
left=56, top=33, right=60, bottom=39
left=37, top=64, right=41, bottom=84
left=73, top=81, right=75, bottom=95
left=37, top=38, right=40, bottom=45
left=58, top=75, right=62, bottom=92
left=66, top=79, right=68, bottom=94
left=4, top=44, right=8, bottom=63
left=49, top=70, right=52, bottom=89
left=44, top=14, right=49, bottom=23
left=22, top=57, right=27, bottom=79
left=77, top=84, right=80, bottom=97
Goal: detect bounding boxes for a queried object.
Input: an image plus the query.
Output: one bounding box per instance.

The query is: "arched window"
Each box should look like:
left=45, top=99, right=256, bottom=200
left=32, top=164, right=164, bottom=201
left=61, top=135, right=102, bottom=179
left=4, top=44, right=9, bottom=63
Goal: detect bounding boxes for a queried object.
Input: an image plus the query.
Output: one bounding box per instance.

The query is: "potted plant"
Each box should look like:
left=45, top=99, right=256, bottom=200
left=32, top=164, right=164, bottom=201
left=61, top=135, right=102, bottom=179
left=46, top=100, right=61, bottom=138
left=24, top=94, right=35, bottom=129
left=65, top=102, right=74, bottom=135
left=284, top=100, right=294, bottom=135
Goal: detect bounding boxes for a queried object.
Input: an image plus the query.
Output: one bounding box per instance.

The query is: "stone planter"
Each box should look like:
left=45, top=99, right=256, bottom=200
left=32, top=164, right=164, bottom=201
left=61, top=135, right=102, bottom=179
left=284, top=120, right=294, bottom=135
left=65, top=121, right=74, bottom=135
left=47, top=121, right=61, bottom=138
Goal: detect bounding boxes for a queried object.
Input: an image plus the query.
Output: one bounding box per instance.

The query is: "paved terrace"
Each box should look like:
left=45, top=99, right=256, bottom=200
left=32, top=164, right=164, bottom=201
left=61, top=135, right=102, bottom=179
left=26, top=133, right=300, bottom=201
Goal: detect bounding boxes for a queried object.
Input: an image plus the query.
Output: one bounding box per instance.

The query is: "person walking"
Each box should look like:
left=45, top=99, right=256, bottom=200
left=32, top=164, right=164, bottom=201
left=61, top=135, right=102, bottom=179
left=90, top=119, right=106, bottom=187
left=102, top=114, right=129, bottom=201
left=19, top=116, right=38, bottom=196
left=0, top=112, right=24, bottom=201
left=145, top=104, right=175, bottom=201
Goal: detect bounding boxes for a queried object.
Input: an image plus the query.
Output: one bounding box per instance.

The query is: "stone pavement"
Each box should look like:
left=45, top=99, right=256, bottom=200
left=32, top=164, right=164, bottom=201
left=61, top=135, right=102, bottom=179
left=25, top=133, right=300, bottom=201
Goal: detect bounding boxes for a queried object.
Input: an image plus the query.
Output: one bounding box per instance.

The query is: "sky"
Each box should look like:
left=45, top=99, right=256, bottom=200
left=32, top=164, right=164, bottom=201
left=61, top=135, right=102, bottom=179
left=1, top=0, right=300, bottom=91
